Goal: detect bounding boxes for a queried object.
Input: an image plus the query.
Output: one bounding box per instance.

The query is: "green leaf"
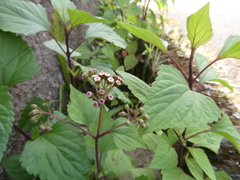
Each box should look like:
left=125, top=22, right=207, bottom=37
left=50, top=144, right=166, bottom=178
left=0, top=86, right=14, bottom=161
left=0, top=0, right=50, bottom=35
left=204, top=171, right=232, bottom=180
left=194, top=53, right=233, bottom=91
left=140, top=65, right=220, bottom=135
left=185, top=158, right=204, bottom=180
left=0, top=30, right=40, bottom=87
left=187, top=3, right=212, bottom=48
left=124, top=54, right=138, bottom=70
left=102, top=149, right=134, bottom=178
left=86, top=23, right=127, bottom=49
left=117, top=0, right=130, bottom=8
left=211, top=113, right=240, bottom=151
left=20, top=121, right=90, bottom=180
left=18, top=97, right=48, bottom=131
left=130, top=168, right=154, bottom=180
left=2, top=154, right=34, bottom=180
left=110, top=87, right=131, bottom=104
left=116, top=70, right=150, bottom=103
left=111, top=118, right=146, bottom=150
left=118, top=22, right=168, bottom=53
left=68, top=9, right=109, bottom=28
left=218, top=35, right=240, bottom=59
left=68, top=84, right=99, bottom=125
left=161, top=167, right=195, bottom=180
left=188, top=147, right=216, bottom=180
left=126, top=2, right=142, bottom=16
left=127, top=41, right=138, bottom=54
left=149, top=133, right=178, bottom=169
left=101, top=45, right=120, bottom=70
left=142, top=133, right=160, bottom=152
left=75, top=45, right=92, bottom=59
left=44, top=39, right=80, bottom=59
left=50, top=0, right=76, bottom=23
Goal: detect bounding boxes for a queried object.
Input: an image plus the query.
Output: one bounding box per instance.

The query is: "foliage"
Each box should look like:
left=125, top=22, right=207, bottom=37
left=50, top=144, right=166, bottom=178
left=0, top=0, right=240, bottom=180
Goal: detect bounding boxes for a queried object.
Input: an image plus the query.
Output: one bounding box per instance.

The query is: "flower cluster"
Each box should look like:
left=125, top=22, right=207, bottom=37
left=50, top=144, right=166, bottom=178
left=83, top=69, right=124, bottom=108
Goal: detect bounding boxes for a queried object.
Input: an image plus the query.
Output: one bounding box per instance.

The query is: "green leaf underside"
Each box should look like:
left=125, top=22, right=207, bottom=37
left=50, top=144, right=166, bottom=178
left=130, top=168, right=154, bottom=180
left=20, top=121, right=90, bottom=180
left=118, top=22, right=168, bottom=53
left=2, top=154, right=34, bottom=180
left=68, top=85, right=99, bottom=125
left=0, top=0, right=50, bottom=35
left=140, top=65, right=220, bottom=135
left=68, top=9, right=109, bottom=28
left=218, top=35, right=240, bottom=59
left=149, top=133, right=178, bottom=169
left=116, top=70, right=150, bottom=103
left=124, top=54, right=138, bottom=70
left=86, top=23, right=127, bottom=49
left=111, top=118, right=146, bottom=150
left=50, top=0, right=76, bottom=23
left=187, top=3, right=212, bottom=48
left=204, top=171, right=232, bottom=180
left=102, top=149, right=134, bottom=178
left=0, top=30, right=40, bottom=87
left=0, top=86, right=14, bottom=161
left=211, top=113, right=240, bottom=151
left=194, top=53, right=233, bottom=91
left=44, top=39, right=80, bottom=59
left=161, top=167, right=195, bottom=180
left=188, top=147, right=216, bottom=180
left=185, top=158, right=204, bottom=180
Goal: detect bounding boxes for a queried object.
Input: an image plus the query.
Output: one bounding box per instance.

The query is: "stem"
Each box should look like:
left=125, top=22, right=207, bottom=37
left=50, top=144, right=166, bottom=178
left=167, top=54, right=188, bottom=82
left=69, top=38, right=88, bottom=55
left=13, top=123, right=32, bottom=140
left=188, top=48, right=196, bottom=89
left=99, top=121, right=127, bottom=138
left=185, top=129, right=211, bottom=141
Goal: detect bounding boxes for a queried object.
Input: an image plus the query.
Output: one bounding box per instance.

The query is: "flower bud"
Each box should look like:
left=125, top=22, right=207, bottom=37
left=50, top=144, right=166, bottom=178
left=30, top=116, right=38, bottom=124
left=39, top=125, right=46, bottom=131
left=107, top=94, right=114, bottom=101
left=93, top=76, right=101, bottom=83
left=138, top=107, right=144, bottom=113
left=86, top=91, right=94, bottom=98
left=29, top=109, right=39, bottom=116
left=124, top=104, right=130, bottom=110
left=98, top=89, right=105, bottom=95
left=126, top=120, right=131, bottom=125
left=45, top=96, right=51, bottom=101
left=142, top=114, right=149, bottom=120
left=107, top=77, right=114, bottom=84
left=31, top=104, right=38, bottom=109
left=45, top=126, right=52, bottom=132
left=142, top=123, right=147, bottom=128
left=42, top=103, right=47, bottom=107
left=92, top=101, right=99, bottom=108
left=118, top=111, right=128, bottom=117
left=82, top=72, right=89, bottom=80
left=99, top=98, right=105, bottom=104
left=139, top=119, right=144, bottom=124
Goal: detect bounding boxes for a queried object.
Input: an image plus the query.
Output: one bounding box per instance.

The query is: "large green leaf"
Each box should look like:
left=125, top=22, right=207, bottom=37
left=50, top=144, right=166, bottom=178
left=204, top=171, right=232, bottom=180
left=126, top=2, right=142, bottom=16
left=0, top=30, right=40, bottom=87
left=211, top=113, right=240, bottom=151
left=2, top=154, right=34, bottom=180
left=0, top=0, right=50, bottom=35
left=124, top=54, right=138, bottom=70
left=142, top=132, right=160, bottom=152
left=111, top=118, right=146, bottom=150
left=86, top=23, right=127, bottom=49
left=68, top=85, right=99, bottom=125
left=161, top=167, right=195, bottom=180
left=68, top=9, right=109, bottom=28
left=130, top=168, right=154, bottom=180
left=102, top=149, right=134, bottom=178
left=118, top=22, right=168, bottom=53
left=140, top=65, right=220, bottom=135
left=149, top=133, right=178, bottom=169
left=116, top=70, right=150, bottom=103
left=218, top=35, right=240, bottom=59
left=20, top=121, right=90, bottom=180
left=185, top=157, right=204, bottom=180
left=0, top=86, right=14, bottom=161
left=50, top=0, right=76, bottom=23
left=188, top=147, right=216, bottom=180
left=187, top=3, right=212, bottom=48
left=194, top=53, right=233, bottom=91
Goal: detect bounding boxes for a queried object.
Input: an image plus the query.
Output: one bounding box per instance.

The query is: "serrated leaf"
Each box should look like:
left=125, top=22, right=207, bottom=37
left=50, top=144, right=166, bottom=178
left=161, top=167, right=195, bottom=180
left=124, top=54, right=138, bottom=70
left=185, top=158, right=204, bottom=180
left=140, top=65, right=220, bottom=135
left=44, top=39, right=80, bottom=59
left=18, top=97, right=48, bottom=131
left=110, top=87, right=131, bottom=104
left=86, top=23, right=127, bottom=49
left=2, top=154, right=34, bottom=180
left=102, top=149, right=134, bottom=178
left=0, top=30, right=40, bottom=87
left=126, top=2, right=142, bottom=16
left=68, top=84, right=99, bottom=125
left=68, top=9, right=109, bottom=28
left=211, top=113, right=240, bottom=151
left=218, top=35, right=240, bottom=59
left=188, top=147, right=216, bottom=180
left=50, top=0, right=76, bottom=23
left=118, top=22, right=168, bottom=53
left=127, top=41, right=138, bottom=54
left=20, top=121, right=90, bottom=180
left=130, top=168, right=154, bottom=180
left=111, top=118, right=146, bottom=150
left=0, top=0, right=50, bottom=35
left=187, top=3, right=212, bottom=48
left=116, top=70, right=150, bottom=103
left=194, top=53, right=233, bottom=91
left=149, top=133, right=178, bottom=169
left=142, top=132, right=160, bottom=152
left=204, top=171, right=232, bottom=180
left=0, top=86, right=14, bottom=161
